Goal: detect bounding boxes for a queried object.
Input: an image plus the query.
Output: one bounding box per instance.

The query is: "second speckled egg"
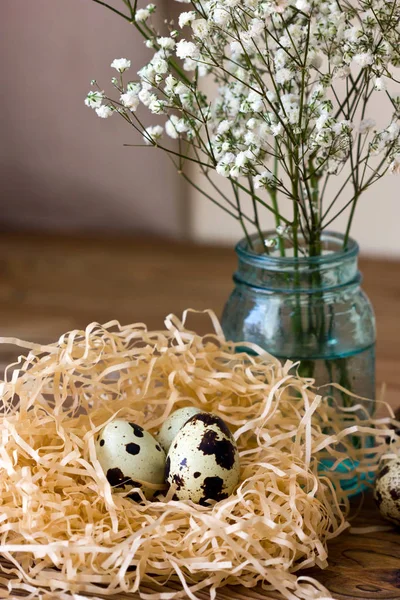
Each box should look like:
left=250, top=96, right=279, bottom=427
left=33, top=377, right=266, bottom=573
left=166, top=412, right=240, bottom=505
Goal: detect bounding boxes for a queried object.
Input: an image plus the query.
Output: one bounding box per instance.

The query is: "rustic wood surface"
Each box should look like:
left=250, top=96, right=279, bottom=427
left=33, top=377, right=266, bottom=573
left=0, top=232, right=399, bottom=600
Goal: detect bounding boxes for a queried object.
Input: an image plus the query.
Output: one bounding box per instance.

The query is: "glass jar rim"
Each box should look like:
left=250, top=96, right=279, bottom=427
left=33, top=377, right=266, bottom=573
left=235, top=231, right=359, bottom=266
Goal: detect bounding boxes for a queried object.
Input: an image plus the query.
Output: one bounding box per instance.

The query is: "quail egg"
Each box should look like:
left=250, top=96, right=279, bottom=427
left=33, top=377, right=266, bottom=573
left=166, top=412, right=240, bottom=505
left=96, top=419, right=166, bottom=500
left=157, top=406, right=203, bottom=453
left=374, top=457, right=400, bottom=526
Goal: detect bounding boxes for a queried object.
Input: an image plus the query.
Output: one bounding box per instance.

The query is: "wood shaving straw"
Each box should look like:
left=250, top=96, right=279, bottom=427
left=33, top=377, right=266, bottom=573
left=0, top=310, right=398, bottom=600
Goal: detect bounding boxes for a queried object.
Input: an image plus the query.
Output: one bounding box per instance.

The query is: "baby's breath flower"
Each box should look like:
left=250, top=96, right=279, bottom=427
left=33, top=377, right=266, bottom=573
left=212, top=7, right=229, bottom=26
left=375, top=77, right=386, bottom=92
left=179, top=11, right=196, bottom=28
left=353, top=52, right=374, bottom=68
left=254, top=170, right=274, bottom=189
left=85, top=90, right=104, bottom=109
left=120, top=90, right=140, bottom=111
left=157, top=37, right=176, bottom=50
left=176, top=40, right=199, bottom=60
left=143, top=125, right=163, bottom=144
left=111, top=58, right=131, bottom=73
left=296, top=0, right=311, bottom=12
left=95, top=105, right=113, bottom=118
left=136, top=8, right=149, bottom=20
left=217, top=120, right=231, bottom=135
left=89, top=0, right=400, bottom=250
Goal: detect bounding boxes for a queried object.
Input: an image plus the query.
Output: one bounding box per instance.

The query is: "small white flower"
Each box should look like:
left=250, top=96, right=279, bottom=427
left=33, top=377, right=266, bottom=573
left=139, top=88, right=156, bottom=106
left=95, top=105, right=113, bottom=118
left=359, top=118, right=376, bottom=134
left=192, top=19, right=209, bottom=40
left=275, top=68, right=293, bottom=85
left=143, top=125, right=163, bottom=144
left=164, top=74, right=178, bottom=95
left=135, top=8, right=149, bottom=21
left=315, top=113, right=330, bottom=130
left=375, top=77, right=386, bottom=92
left=235, top=150, right=251, bottom=168
left=176, top=40, right=199, bottom=60
left=111, top=58, right=131, bottom=73
left=212, top=8, right=229, bottom=26
left=165, top=115, right=181, bottom=138
left=353, top=52, right=374, bottom=68
left=138, top=64, right=156, bottom=84
left=254, top=170, right=273, bottom=189
left=217, top=120, right=231, bottom=135
left=271, top=122, right=283, bottom=136
left=179, top=11, right=196, bottom=28
left=389, top=155, right=400, bottom=173
left=149, top=98, right=167, bottom=114
left=249, top=18, right=264, bottom=37
left=216, top=152, right=235, bottom=177
left=85, top=90, right=104, bottom=109
left=344, top=26, right=360, bottom=43
left=120, top=90, right=140, bottom=111
left=157, top=37, right=176, bottom=50
left=296, top=0, right=311, bottom=12
left=152, top=57, right=168, bottom=74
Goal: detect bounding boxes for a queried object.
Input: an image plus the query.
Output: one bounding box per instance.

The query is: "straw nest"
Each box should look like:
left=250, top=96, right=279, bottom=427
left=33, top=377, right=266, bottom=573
left=0, top=311, right=398, bottom=600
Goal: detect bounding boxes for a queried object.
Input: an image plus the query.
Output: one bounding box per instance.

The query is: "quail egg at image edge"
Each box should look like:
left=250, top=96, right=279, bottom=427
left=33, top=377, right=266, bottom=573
left=157, top=406, right=204, bottom=453
left=374, top=457, right=400, bottom=526
left=96, top=419, right=166, bottom=500
left=166, top=412, right=240, bottom=505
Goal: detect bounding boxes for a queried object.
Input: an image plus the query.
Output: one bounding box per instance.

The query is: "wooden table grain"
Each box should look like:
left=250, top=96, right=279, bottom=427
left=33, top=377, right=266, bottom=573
left=0, top=232, right=399, bottom=600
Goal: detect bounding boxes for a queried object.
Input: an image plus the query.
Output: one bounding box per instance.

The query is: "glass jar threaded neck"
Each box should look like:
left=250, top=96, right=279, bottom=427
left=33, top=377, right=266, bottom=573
left=234, top=231, right=360, bottom=293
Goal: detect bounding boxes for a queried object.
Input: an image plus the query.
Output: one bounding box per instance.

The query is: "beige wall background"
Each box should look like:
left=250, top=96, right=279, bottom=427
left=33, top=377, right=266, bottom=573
left=0, top=0, right=184, bottom=236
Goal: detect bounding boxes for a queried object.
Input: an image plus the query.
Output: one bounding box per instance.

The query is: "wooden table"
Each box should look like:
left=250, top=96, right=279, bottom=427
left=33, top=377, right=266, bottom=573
left=0, top=233, right=399, bottom=599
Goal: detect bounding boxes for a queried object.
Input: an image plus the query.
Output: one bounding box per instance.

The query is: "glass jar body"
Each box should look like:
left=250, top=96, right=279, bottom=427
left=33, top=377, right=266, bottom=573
left=221, top=232, right=376, bottom=410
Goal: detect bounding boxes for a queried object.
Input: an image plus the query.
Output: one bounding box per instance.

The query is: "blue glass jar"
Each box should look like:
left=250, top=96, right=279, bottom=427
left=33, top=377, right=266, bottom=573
left=221, top=231, right=376, bottom=411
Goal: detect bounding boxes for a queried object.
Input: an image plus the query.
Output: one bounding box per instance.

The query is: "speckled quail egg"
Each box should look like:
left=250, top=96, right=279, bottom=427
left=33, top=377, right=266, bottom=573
left=157, top=406, right=203, bottom=453
left=166, top=412, right=240, bottom=505
left=374, top=457, right=400, bottom=526
left=96, top=419, right=166, bottom=500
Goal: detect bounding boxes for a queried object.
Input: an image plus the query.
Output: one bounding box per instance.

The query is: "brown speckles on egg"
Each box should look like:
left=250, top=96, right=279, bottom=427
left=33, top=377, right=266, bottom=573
left=374, top=489, right=383, bottom=507
left=197, top=429, right=236, bottom=470
left=390, top=488, right=400, bottom=501
left=165, top=456, right=171, bottom=479
left=172, top=473, right=185, bottom=490
left=192, top=413, right=234, bottom=440
left=375, top=464, right=390, bottom=481
left=199, top=476, right=229, bottom=505
left=374, top=458, right=400, bottom=525
left=107, top=467, right=131, bottom=488
left=99, top=439, right=105, bottom=447
left=194, top=471, right=201, bottom=478
left=129, top=423, right=144, bottom=438
left=126, top=442, right=141, bottom=455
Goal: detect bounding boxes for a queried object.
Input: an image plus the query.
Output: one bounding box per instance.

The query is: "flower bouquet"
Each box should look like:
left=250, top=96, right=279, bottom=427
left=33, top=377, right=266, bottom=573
left=84, top=0, right=400, bottom=408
